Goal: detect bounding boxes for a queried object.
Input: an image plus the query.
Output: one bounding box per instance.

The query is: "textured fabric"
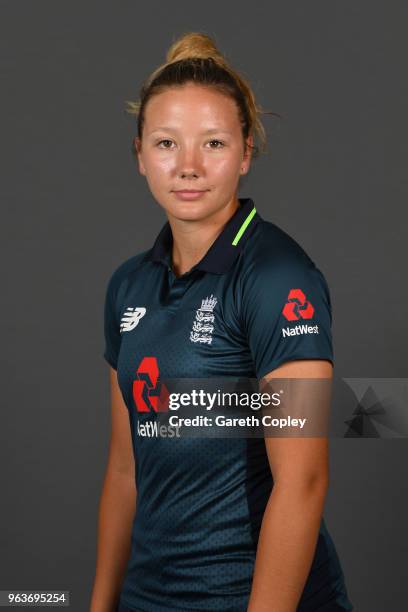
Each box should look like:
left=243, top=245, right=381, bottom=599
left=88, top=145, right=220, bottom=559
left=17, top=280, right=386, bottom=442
left=103, top=197, right=353, bottom=611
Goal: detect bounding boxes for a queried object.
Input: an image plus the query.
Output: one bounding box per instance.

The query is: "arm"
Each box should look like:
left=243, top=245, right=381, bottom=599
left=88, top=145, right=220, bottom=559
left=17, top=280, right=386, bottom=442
left=247, top=359, right=332, bottom=612
left=89, top=366, right=137, bottom=612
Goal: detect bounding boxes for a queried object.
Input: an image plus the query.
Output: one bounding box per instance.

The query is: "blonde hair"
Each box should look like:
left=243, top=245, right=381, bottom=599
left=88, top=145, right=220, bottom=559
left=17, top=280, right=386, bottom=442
left=125, top=31, right=282, bottom=158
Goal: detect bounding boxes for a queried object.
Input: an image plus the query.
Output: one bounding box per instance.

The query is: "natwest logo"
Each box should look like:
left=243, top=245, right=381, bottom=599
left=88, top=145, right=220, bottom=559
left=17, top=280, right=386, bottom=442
left=132, top=357, right=169, bottom=412
left=282, top=324, right=319, bottom=338
left=282, top=289, right=314, bottom=321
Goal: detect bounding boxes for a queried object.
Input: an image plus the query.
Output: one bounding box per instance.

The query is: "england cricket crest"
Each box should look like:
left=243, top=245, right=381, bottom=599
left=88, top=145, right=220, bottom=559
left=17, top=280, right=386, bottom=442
left=189, top=294, right=217, bottom=345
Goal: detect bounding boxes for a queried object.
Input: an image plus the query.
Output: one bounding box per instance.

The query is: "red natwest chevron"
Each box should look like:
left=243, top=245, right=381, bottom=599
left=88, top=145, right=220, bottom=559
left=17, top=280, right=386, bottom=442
left=282, top=289, right=315, bottom=321
left=132, top=356, right=169, bottom=412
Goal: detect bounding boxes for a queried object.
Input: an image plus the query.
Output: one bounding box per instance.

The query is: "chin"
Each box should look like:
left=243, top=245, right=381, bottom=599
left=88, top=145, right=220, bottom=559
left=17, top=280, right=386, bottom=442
left=166, top=198, right=216, bottom=221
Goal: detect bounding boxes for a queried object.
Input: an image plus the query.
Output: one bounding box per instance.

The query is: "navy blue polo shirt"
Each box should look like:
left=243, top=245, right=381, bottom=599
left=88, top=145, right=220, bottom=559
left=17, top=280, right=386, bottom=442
left=103, top=197, right=353, bottom=611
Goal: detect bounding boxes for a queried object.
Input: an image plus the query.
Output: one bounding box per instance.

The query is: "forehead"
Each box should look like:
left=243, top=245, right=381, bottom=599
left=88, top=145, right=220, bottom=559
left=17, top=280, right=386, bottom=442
left=144, top=84, right=240, bottom=130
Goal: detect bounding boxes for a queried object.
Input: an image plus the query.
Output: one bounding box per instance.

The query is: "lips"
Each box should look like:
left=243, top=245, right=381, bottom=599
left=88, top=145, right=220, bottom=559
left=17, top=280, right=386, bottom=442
left=172, top=189, right=209, bottom=201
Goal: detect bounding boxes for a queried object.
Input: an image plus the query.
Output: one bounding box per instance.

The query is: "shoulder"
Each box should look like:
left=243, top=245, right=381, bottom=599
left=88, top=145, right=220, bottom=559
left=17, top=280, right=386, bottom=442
left=104, top=249, right=151, bottom=298
left=239, top=218, right=332, bottom=318
left=243, top=218, right=317, bottom=277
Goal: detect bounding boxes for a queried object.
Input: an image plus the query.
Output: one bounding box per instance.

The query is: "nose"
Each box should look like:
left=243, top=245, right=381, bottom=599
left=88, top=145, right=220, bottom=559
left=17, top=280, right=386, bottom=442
left=176, top=145, right=203, bottom=179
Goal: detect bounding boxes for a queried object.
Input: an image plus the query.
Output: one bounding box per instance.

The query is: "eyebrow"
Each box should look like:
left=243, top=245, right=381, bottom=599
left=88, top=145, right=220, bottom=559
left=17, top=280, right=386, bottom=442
left=149, top=127, right=232, bottom=135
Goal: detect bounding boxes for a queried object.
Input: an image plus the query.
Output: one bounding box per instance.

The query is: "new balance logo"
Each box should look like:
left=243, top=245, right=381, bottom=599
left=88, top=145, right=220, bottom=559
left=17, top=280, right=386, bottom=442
left=120, top=307, right=146, bottom=333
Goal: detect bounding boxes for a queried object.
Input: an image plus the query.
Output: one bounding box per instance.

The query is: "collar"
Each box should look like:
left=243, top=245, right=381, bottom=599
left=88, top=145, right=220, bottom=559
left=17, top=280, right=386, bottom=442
left=142, top=197, right=262, bottom=275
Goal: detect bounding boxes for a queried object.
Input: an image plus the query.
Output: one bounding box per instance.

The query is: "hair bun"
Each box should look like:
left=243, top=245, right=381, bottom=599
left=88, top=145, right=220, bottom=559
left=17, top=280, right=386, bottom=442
left=166, top=31, right=227, bottom=67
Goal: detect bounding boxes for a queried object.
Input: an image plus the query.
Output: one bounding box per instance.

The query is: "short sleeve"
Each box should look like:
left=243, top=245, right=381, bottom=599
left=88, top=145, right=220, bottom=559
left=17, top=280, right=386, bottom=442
left=242, top=255, right=334, bottom=380
left=102, top=271, right=122, bottom=370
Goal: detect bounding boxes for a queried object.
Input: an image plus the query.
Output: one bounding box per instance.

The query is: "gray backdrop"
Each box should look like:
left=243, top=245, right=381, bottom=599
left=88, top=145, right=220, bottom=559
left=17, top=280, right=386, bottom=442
left=1, top=1, right=407, bottom=610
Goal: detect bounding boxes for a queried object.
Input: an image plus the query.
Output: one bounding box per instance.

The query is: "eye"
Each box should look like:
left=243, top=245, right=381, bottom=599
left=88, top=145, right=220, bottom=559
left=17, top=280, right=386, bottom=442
left=156, top=139, right=174, bottom=149
left=207, top=139, right=225, bottom=149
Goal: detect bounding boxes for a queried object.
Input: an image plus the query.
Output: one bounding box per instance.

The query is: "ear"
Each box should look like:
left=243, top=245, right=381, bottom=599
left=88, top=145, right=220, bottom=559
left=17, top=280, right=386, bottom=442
left=133, top=136, right=146, bottom=176
left=240, top=135, right=254, bottom=175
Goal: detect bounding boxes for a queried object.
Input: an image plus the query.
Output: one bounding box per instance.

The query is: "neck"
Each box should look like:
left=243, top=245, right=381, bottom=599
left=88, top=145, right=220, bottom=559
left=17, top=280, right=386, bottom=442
left=168, top=196, right=240, bottom=277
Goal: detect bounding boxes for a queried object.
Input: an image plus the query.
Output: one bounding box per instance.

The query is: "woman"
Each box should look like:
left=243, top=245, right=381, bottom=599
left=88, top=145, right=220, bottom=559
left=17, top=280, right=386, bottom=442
left=90, top=32, right=353, bottom=612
